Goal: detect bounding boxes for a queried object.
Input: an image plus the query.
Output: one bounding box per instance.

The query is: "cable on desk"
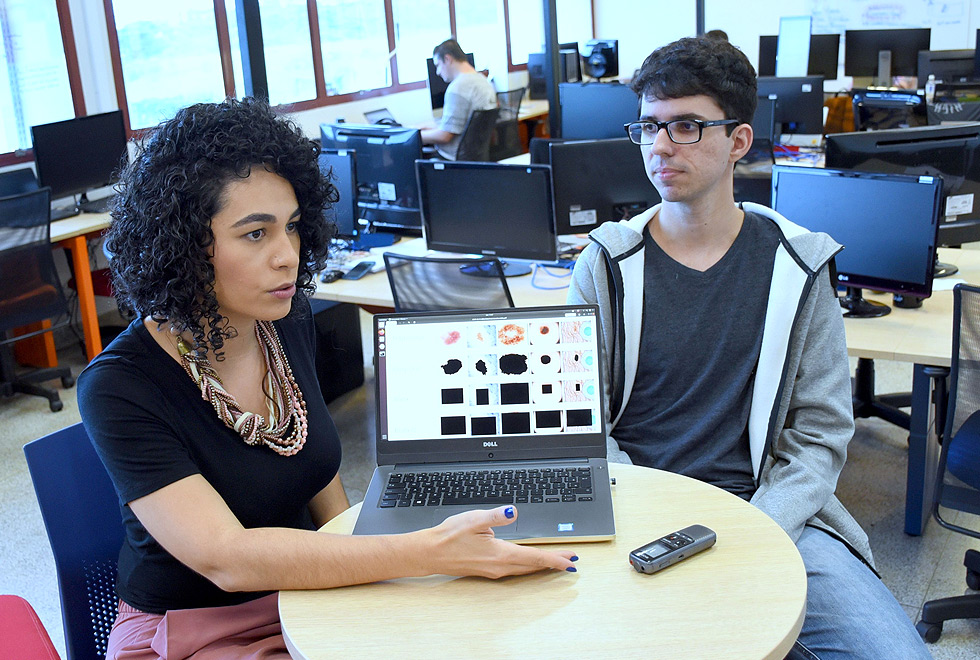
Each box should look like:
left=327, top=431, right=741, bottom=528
left=530, top=263, right=572, bottom=290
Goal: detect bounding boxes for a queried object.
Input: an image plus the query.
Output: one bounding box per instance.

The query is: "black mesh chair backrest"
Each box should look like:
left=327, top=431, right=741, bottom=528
left=0, top=187, right=70, bottom=336
left=24, top=423, right=125, bottom=660
left=0, top=167, right=40, bottom=197
left=497, top=88, right=526, bottom=120
left=948, top=284, right=980, bottom=442
left=456, top=107, right=501, bottom=162
left=383, top=252, right=515, bottom=312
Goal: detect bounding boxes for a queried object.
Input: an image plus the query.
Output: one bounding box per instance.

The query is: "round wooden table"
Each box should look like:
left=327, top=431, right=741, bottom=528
left=280, top=463, right=806, bottom=659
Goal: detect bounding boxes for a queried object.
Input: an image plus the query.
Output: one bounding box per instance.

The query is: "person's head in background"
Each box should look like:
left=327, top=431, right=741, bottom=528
left=432, top=38, right=475, bottom=83
left=105, top=97, right=336, bottom=355
left=704, top=29, right=729, bottom=42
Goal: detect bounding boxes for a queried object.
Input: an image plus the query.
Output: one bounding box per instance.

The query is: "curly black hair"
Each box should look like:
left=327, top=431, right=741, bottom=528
left=106, top=97, right=337, bottom=355
left=630, top=37, right=758, bottom=129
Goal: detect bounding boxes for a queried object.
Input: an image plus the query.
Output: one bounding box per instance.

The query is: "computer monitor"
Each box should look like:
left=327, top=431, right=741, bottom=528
left=771, top=164, right=943, bottom=317
left=844, top=28, right=931, bottom=80
left=527, top=52, right=547, bottom=101
left=759, top=34, right=841, bottom=80
left=318, top=149, right=358, bottom=240
left=320, top=123, right=423, bottom=233
left=918, top=49, right=975, bottom=83
left=30, top=110, right=127, bottom=208
left=756, top=76, right=824, bottom=135
left=549, top=138, right=660, bottom=235
left=559, top=82, right=638, bottom=140
left=776, top=16, right=811, bottom=78
left=426, top=52, right=475, bottom=111
left=825, top=123, right=980, bottom=251
left=850, top=88, right=926, bottom=131
left=416, top=160, right=557, bottom=276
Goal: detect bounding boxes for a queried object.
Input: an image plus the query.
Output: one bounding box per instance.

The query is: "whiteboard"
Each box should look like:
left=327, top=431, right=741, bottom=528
left=805, top=0, right=970, bottom=48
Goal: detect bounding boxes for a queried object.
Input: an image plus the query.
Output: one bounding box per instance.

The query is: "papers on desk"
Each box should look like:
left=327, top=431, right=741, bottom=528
left=932, top=278, right=966, bottom=292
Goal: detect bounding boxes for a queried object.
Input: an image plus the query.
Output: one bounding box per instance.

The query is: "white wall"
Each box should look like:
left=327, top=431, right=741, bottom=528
left=592, top=0, right=696, bottom=79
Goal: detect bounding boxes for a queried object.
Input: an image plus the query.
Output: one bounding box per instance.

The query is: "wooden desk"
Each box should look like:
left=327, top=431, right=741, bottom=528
left=279, top=463, right=806, bottom=660
left=50, top=212, right=111, bottom=361
left=517, top=98, right=550, bottom=149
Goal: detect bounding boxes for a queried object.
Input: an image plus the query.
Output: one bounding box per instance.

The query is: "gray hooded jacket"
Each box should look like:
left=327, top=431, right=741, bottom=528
left=568, top=201, right=874, bottom=567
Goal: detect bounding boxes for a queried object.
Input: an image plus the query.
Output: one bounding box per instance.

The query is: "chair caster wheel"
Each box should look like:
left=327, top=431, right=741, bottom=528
left=967, top=569, right=980, bottom=591
left=915, top=620, right=942, bottom=643
left=61, top=375, right=75, bottom=389
left=49, top=399, right=64, bottom=412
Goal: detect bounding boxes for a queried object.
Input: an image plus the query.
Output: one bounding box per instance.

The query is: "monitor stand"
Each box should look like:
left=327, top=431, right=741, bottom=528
left=78, top=192, right=114, bottom=214
left=460, top=260, right=531, bottom=278
left=840, top=287, right=890, bottom=318
left=934, top=253, right=959, bottom=278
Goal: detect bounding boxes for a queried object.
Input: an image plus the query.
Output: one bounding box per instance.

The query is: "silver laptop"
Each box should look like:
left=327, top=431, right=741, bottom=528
left=353, top=304, right=615, bottom=543
left=364, top=108, right=398, bottom=125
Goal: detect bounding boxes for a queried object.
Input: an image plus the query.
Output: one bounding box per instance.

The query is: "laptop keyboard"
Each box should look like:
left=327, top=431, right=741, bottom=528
left=380, top=466, right=594, bottom=508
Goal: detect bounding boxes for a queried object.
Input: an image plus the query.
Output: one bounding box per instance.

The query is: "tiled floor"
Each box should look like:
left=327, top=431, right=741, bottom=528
left=2, top=314, right=979, bottom=658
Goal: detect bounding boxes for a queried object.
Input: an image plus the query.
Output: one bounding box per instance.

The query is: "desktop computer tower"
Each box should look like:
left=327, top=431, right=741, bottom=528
left=310, top=299, right=364, bottom=404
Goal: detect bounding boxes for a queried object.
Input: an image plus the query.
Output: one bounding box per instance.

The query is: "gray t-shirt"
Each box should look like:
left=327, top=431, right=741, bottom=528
left=437, top=72, right=497, bottom=160
left=612, top=211, right=781, bottom=498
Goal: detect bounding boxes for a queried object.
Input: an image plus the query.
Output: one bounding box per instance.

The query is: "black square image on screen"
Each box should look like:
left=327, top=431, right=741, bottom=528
left=476, top=388, right=489, bottom=405
left=542, top=384, right=553, bottom=394
left=567, top=409, right=593, bottom=427
left=471, top=417, right=497, bottom=435
left=536, top=410, right=562, bottom=428
left=441, top=388, right=464, bottom=404
left=441, top=416, right=467, bottom=435
left=500, top=382, right=530, bottom=405
left=501, top=412, right=531, bottom=434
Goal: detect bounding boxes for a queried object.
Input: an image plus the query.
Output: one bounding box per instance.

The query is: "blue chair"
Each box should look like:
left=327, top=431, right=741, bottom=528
left=24, top=423, right=124, bottom=660
left=916, top=283, right=980, bottom=642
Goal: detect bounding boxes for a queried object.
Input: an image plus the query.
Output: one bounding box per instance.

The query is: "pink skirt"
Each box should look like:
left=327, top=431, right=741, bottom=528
left=107, top=593, right=290, bottom=660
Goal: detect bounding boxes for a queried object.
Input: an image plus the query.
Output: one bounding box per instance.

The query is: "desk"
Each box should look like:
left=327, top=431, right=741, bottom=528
left=279, top=463, right=806, bottom=660
left=517, top=98, right=550, bottom=150
left=50, top=212, right=111, bottom=361
left=316, top=245, right=980, bottom=536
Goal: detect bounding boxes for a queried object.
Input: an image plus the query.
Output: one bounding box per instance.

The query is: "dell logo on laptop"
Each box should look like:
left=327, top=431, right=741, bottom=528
left=483, top=441, right=498, bottom=447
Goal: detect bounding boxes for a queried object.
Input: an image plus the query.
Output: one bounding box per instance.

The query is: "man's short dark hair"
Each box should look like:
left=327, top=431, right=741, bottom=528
left=433, top=39, right=467, bottom=62
left=704, top=29, right=729, bottom=42
left=629, top=37, right=757, bottom=128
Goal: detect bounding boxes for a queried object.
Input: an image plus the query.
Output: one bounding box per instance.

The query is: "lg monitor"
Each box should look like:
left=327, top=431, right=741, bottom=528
left=559, top=82, right=638, bottom=140
left=825, top=123, right=980, bottom=252
left=917, top=49, right=975, bottom=84
left=320, top=123, right=422, bottom=233
left=759, top=34, right=841, bottom=80
left=771, top=164, right=943, bottom=317
left=416, top=160, right=557, bottom=276
left=549, top=138, right=660, bottom=235
left=756, top=76, right=824, bottom=135
left=426, top=52, right=475, bottom=111
left=844, top=28, right=931, bottom=81
left=318, top=148, right=358, bottom=240
left=30, top=110, right=127, bottom=213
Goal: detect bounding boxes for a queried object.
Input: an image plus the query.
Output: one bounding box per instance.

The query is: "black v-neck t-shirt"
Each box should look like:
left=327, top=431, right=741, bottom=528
left=78, top=297, right=342, bottom=613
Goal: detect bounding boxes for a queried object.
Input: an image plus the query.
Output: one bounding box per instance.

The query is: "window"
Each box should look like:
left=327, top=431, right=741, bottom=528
left=390, top=0, right=451, bottom=84
left=110, top=0, right=227, bottom=129
left=507, top=1, right=543, bottom=67
left=259, top=0, right=317, bottom=105
left=315, top=0, right=391, bottom=96
left=455, top=0, right=507, bottom=79
left=0, top=0, right=77, bottom=155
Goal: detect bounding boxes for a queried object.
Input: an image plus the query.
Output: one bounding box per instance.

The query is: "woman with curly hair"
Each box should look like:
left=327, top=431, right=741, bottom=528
left=77, top=98, right=576, bottom=659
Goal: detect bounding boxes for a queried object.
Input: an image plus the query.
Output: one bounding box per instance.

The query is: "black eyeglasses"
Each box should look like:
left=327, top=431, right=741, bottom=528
left=624, top=118, right=740, bottom=145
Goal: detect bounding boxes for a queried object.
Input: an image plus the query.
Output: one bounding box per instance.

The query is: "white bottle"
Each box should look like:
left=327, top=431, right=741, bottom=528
left=925, top=74, right=936, bottom=105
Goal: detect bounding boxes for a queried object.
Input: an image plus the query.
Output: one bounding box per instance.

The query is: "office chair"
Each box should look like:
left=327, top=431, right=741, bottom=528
left=496, top=88, right=525, bottom=121
left=490, top=88, right=525, bottom=161
left=0, top=594, right=61, bottom=660
left=0, top=167, right=40, bottom=197
left=24, top=423, right=124, bottom=660
left=0, top=188, right=75, bottom=412
left=383, top=252, right=514, bottom=312
left=455, top=107, right=500, bottom=162
left=916, top=283, right=980, bottom=643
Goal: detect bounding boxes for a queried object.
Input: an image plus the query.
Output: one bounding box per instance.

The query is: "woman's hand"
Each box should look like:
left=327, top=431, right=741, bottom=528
left=417, top=505, right=579, bottom=579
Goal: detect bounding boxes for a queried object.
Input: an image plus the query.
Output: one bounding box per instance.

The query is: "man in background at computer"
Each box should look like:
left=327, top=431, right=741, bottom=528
left=420, top=39, right=497, bottom=160
left=568, top=37, right=930, bottom=659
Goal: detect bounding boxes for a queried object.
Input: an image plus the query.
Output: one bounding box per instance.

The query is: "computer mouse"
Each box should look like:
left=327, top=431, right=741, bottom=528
left=320, top=269, right=344, bottom=284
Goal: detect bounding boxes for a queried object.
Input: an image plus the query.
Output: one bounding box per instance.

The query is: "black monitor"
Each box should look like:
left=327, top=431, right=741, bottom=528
left=759, top=34, right=841, bottom=79
left=549, top=138, right=660, bottom=234
left=320, top=123, right=422, bottom=232
left=559, top=82, right=637, bottom=140
left=825, top=123, right=980, bottom=251
left=426, top=52, right=475, bottom=111
left=771, top=165, right=943, bottom=317
left=30, top=110, right=127, bottom=208
left=918, top=49, right=975, bottom=83
left=844, top=28, right=931, bottom=78
left=416, top=160, right=557, bottom=275
left=527, top=52, right=547, bottom=100
left=756, top=76, right=824, bottom=135
left=318, top=149, right=358, bottom=240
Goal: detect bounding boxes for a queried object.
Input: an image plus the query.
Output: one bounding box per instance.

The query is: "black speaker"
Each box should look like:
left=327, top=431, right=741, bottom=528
left=527, top=52, right=548, bottom=100
left=583, top=39, right=619, bottom=79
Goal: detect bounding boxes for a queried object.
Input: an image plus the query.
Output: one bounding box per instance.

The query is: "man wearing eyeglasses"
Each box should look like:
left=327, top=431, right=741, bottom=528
left=568, top=37, right=930, bottom=659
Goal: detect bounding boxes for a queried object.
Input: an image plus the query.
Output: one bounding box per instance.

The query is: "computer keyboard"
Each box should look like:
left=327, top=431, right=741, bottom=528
left=380, top=466, right=595, bottom=507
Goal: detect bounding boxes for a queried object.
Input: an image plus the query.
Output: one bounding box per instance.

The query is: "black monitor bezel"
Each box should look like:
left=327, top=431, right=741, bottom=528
left=844, top=28, right=931, bottom=77
left=317, top=148, right=359, bottom=240
left=756, top=75, right=825, bottom=135
left=558, top=82, right=638, bottom=140
left=30, top=110, right=127, bottom=201
left=917, top=49, right=975, bottom=83
left=759, top=34, right=840, bottom=80
left=416, top=160, right=558, bottom=263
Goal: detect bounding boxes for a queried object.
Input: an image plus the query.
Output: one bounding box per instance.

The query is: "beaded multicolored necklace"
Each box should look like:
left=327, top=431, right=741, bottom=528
left=175, top=320, right=308, bottom=456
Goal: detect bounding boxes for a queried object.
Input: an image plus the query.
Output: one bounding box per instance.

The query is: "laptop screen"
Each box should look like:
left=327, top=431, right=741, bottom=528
left=374, top=305, right=608, bottom=465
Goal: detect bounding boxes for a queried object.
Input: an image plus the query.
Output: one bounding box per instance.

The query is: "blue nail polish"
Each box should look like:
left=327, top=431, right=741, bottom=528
left=566, top=566, right=577, bottom=572
left=571, top=555, right=579, bottom=562
left=504, top=506, right=515, bottom=519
